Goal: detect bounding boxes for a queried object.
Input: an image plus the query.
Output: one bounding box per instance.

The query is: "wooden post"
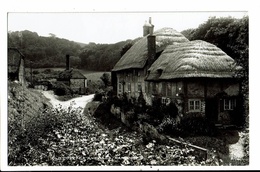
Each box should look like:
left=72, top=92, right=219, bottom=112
left=30, top=61, right=33, bottom=84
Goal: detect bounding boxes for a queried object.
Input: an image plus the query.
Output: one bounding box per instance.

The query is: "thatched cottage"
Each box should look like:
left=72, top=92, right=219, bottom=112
left=8, top=47, right=26, bottom=86
left=112, top=18, right=189, bottom=100
left=57, top=55, right=87, bottom=94
left=146, top=40, right=243, bottom=124
left=112, top=18, right=243, bottom=125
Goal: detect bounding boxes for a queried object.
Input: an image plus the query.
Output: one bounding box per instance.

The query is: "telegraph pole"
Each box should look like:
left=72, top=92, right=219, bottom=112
left=18, top=32, right=25, bottom=129
left=30, top=60, right=33, bottom=84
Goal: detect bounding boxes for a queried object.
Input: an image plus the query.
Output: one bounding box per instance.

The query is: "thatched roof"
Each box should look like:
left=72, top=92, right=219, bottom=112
left=58, top=69, right=86, bottom=80
left=146, top=40, right=243, bottom=81
left=8, top=48, right=25, bottom=73
left=112, top=28, right=189, bottom=72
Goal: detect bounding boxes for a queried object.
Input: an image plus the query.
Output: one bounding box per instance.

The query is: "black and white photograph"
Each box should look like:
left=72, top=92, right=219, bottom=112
left=1, top=0, right=258, bottom=171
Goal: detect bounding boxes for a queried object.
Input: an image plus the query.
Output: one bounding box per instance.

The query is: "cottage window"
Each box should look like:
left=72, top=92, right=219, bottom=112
left=162, top=97, right=170, bottom=105
left=137, top=82, right=142, bottom=92
left=224, top=99, right=236, bottom=110
left=118, top=82, right=123, bottom=93
left=189, top=99, right=201, bottom=112
left=127, top=83, right=131, bottom=93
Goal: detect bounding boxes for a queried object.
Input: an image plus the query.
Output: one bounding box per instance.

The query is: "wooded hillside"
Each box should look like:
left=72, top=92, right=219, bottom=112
left=8, top=30, right=136, bottom=70
left=79, top=39, right=140, bottom=71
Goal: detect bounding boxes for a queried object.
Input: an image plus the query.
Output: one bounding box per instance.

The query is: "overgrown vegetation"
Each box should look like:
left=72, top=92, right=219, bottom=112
left=51, top=81, right=73, bottom=96
left=92, top=90, right=249, bottom=165
left=8, top=82, right=222, bottom=166
left=8, top=79, right=248, bottom=166
left=97, top=92, right=218, bottom=138
left=25, top=68, right=61, bottom=84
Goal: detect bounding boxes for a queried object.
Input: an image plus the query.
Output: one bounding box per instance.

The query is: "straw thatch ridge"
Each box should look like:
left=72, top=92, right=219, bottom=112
left=146, top=40, right=243, bottom=80
left=112, top=27, right=189, bottom=72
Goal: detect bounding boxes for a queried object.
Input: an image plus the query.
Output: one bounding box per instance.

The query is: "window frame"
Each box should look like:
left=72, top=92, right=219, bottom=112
left=118, top=82, right=123, bottom=93
left=224, top=98, right=236, bottom=110
left=127, top=82, right=131, bottom=93
left=161, top=97, right=170, bottom=105
left=137, top=82, right=142, bottom=92
left=188, top=99, right=201, bottom=112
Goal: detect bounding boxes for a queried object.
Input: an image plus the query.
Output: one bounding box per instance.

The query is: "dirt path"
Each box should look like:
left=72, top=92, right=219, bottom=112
left=41, top=91, right=94, bottom=114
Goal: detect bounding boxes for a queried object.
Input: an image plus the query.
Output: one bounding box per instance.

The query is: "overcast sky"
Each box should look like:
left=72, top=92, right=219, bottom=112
left=8, top=12, right=247, bottom=44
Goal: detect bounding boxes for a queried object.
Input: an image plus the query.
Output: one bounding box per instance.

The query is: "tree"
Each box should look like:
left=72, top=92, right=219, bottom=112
left=49, top=33, right=56, bottom=38
left=120, top=42, right=133, bottom=57
left=100, top=73, right=111, bottom=87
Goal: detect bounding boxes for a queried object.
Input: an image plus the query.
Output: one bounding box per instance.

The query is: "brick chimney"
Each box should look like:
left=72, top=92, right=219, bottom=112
left=66, top=54, right=70, bottom=70
left=147, top=17, right=156, bottom=67
left=143, top=17, right=154, bottom=37
left=148, top=17, right=154, bottom=35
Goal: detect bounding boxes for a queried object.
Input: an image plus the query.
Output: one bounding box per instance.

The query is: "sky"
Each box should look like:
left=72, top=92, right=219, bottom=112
left=7, top=11, right=247, bottom=44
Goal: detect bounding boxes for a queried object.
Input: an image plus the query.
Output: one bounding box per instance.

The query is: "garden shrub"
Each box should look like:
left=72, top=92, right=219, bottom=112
left=87, top=80, right=105, bottom=94
left=157, top=116, right=178, bottom=134
left=93, top=102, right=123, bottom=130
left=145, top=99, right=178, bottom=126
left=157, top=116, right=218, bottom=137
left=32, top=70, right=40, bottom=75
left=140, top=122, right=167, bottom=144
left=8, top=105, right=83, bottom=165
left=93, top=90, right=105, bottom=101
left=176, top=117, right=218, bottom=137
left=52, top=81, right=73, bottom=96
left=43, top=68, right=53, bottom=74
left=100, top=72, right=111, bottom=87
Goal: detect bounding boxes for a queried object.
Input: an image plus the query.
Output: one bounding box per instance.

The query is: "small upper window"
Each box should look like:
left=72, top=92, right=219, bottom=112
left=157, top=69, right=163, bottom=76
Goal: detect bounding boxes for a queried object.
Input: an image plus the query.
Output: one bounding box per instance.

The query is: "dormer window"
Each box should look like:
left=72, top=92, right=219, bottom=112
left=157, top=69, right=163, bottom=76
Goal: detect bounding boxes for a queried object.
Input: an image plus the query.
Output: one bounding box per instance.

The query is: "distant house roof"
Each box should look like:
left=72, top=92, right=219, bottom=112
left=8, top=47, right=25, bottom=73
left=112, top=28, right=189, bottom=72
left=146, top=40, right=243, bottom=81
left=58, top=69, right=86, bottom=80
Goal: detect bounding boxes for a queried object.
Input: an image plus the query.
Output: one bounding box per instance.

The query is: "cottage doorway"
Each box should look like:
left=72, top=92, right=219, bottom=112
left=205, top=98, right=218, bottom=123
